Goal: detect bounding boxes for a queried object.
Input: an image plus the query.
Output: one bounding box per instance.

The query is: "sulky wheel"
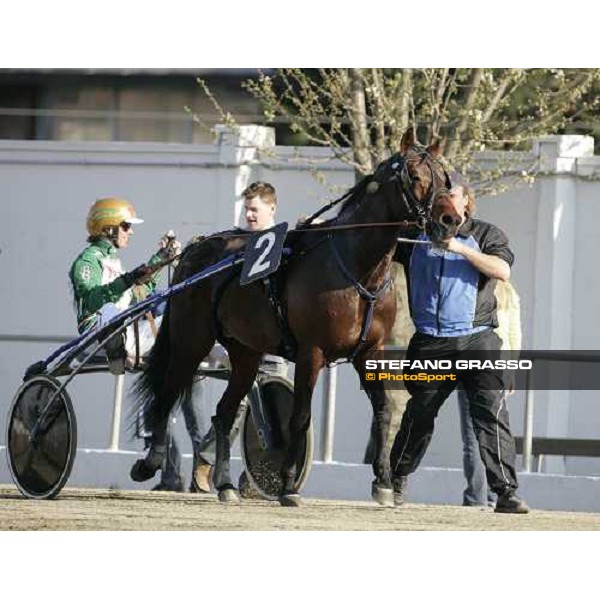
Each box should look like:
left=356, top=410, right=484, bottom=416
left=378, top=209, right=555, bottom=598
left=240, top=375, right=313, bottom=501
left=6, top=375, right=77, bottom=500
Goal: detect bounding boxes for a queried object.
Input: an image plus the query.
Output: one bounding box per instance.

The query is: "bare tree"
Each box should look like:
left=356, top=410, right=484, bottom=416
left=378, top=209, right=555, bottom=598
left=236, top=68, right=600, bottom=191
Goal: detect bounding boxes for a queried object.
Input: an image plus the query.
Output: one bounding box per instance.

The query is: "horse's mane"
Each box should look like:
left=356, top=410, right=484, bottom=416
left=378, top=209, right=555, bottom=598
left=337, top=174, right=374, bottom=217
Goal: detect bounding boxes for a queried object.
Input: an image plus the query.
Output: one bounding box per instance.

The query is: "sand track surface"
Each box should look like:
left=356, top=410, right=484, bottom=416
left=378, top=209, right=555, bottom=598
left=1, top=486, right=600, bottom=530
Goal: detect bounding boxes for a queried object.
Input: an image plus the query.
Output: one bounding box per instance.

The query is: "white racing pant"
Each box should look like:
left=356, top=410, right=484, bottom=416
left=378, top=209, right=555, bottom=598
left=124, top=318, right=162, bottom=359
left=95, top=303, right=162, bottom=361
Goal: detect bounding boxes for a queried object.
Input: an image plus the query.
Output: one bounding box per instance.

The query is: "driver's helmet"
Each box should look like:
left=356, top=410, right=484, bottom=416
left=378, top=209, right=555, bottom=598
left=86, top=197, right=144, bottom=237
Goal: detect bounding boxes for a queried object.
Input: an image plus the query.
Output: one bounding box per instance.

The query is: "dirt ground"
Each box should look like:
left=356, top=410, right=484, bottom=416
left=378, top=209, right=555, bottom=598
left=2, top=485, right=600, bottom=530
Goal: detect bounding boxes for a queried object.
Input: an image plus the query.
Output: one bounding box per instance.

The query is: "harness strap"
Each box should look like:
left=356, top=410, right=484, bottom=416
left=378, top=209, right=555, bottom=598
left=302, top=188, right=354, bottom=226
left=291, top=234, right=329, bottom=259
left=210, top=261, right=245, bottom=345
left=264, top=276, right=297, bottom=361
left=133, top=320, right=141, bottom=369
left=328, top=235, right=393, bottom=362
left=132, top=284, right=158, bottom=368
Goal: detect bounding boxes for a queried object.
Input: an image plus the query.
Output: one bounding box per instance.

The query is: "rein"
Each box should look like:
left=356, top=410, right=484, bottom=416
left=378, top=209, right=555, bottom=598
left=144, top=219, right=430, bottom=286
left=290, top=219, right=421, bottom=234
left=189, top=220, right=423, bottom=240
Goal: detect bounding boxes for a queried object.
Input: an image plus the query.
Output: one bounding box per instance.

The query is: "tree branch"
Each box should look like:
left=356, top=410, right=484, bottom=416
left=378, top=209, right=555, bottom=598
left=445, top=69, right=484, bottom=160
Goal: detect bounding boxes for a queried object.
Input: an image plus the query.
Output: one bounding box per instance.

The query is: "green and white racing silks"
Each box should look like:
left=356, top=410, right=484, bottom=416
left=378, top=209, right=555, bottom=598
left=69, top=238, right=164, bottom=333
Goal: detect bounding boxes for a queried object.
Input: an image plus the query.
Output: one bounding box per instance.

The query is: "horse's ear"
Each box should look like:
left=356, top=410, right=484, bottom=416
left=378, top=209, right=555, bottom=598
left=400, top=128, right=416, bottom=154
left=427, top=138, right=444, bottom=158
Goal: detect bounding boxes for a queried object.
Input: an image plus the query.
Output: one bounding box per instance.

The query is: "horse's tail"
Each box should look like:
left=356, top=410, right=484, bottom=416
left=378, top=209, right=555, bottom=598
left=129, top=302, right=181, bottom=434
left=130, top=235, right=229, bottom=435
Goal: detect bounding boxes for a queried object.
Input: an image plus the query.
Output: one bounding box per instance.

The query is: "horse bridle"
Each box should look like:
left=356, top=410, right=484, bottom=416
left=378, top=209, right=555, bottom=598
left=387, top=147, right=451, bottom=230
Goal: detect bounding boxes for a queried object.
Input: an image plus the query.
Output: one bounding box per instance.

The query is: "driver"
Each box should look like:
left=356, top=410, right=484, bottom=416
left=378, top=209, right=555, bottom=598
left=69, top=197, right=181, bottom=372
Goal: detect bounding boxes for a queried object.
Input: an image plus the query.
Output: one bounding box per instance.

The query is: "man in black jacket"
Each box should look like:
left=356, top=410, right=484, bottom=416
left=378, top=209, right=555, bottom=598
left=391, top=173, right=529, bottom=514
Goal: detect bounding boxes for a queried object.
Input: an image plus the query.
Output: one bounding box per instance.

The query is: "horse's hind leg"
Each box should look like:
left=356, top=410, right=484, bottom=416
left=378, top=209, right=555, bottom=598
left=212, top=339, right=262, bottom=503
left=353, top=349, right=394, bottom=507
left=280, top=346, right=324, bottom=507
left=131, top=291, right=216, bottom=482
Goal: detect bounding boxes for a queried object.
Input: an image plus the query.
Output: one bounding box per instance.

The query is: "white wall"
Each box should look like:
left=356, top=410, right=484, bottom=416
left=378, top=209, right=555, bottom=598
left=1, top=128, right=600, bottom=476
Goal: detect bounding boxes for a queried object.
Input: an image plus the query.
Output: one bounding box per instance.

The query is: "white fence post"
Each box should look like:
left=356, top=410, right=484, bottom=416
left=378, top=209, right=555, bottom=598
left=522, top=372, right=534, bottom=472
left=108, top=374, right=125, bottom=451
left=321, top=366, right=337, bottom=463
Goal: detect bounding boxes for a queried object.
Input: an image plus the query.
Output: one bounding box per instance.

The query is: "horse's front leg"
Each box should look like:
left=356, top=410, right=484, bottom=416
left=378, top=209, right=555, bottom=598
left=211, top=411, right=237, bottom=503
left=280, top=346, right=324, bottom=507
left=354, top=348, right=394, bottom=507
left=213, top=341, right=262, bottom=503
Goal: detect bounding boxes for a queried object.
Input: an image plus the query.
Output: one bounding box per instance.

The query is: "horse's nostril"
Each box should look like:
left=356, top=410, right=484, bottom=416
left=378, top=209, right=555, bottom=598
left=440, top=214, right=455, bottom=226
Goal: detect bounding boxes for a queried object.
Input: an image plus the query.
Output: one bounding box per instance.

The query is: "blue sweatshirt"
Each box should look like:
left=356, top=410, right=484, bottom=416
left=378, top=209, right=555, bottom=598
left=395, top=218, right=514, bottom=337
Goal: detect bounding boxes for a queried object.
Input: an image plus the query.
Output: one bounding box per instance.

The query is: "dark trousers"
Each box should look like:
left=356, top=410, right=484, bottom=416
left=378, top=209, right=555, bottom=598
left=457, top=385, right=496, bottom=506
left=390, top=329, right=519, bottom=494
left=197, top=398, right=247, bottom=466
left=162, top=384, right=205, bottom=486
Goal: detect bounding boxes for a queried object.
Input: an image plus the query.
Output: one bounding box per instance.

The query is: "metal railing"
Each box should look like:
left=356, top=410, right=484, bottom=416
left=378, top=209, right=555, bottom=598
left=5, top=335, right=600, bottom=470
left=520, top=350, right=600, bottom=472
left=379, top=345, right=600, bottom=473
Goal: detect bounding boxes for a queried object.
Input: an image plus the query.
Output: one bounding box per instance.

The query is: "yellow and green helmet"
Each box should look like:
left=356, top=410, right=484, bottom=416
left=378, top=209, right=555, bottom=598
left=86, top=197, right=144, bottom=237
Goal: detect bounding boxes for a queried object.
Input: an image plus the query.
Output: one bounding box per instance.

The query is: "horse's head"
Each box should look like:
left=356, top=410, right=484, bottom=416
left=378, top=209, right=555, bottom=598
left=428, top=171, right=472, bottom=242
left=370, top=129, right=462, bottom=242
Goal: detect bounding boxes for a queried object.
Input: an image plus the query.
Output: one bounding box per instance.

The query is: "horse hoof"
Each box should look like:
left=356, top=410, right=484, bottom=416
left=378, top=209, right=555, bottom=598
left=279, top=494, right=302, bottom=507
left=371, top=483, right=394, bottom=507
left=218, top=488, right=241, bottom=504
left=130, top=459, right=160, bottom=483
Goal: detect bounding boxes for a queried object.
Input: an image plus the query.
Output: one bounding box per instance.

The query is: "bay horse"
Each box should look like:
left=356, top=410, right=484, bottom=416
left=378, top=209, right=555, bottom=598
left=131, top=129, right=457, bottom=506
